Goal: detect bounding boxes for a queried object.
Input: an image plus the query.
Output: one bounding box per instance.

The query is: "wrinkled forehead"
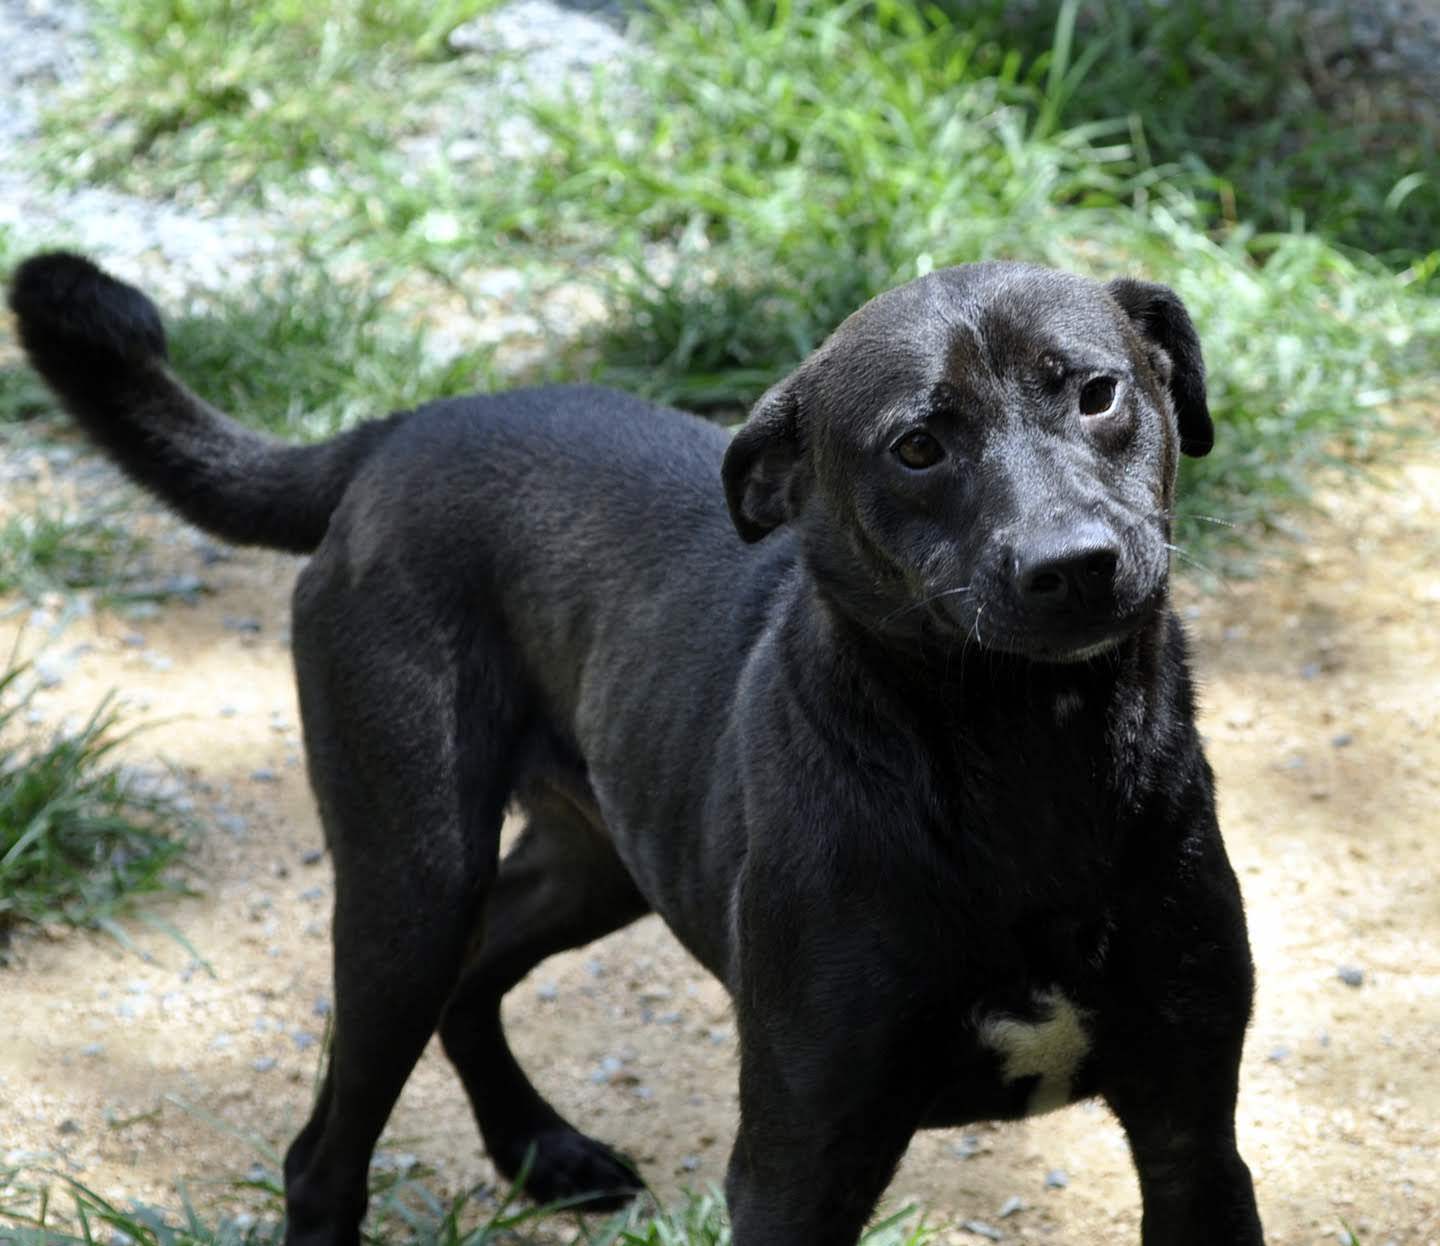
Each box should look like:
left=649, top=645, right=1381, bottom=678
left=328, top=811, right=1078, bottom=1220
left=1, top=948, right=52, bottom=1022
left=941, top=267, right=1135, bottom=377
left=818, top=264, right=1136, bottom=405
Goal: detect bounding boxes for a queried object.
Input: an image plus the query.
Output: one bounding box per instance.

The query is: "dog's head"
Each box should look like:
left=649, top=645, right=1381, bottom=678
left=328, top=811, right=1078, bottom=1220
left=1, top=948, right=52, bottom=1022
left=722, top=262, right=1211, bottom=662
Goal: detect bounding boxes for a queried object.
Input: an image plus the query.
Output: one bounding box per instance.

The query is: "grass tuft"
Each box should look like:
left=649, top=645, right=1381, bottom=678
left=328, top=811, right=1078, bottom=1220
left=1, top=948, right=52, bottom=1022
left=162, top=266, right=501, bottom=440
left=36, top=0, right=501, bottom=203
left=953, top=0, right=1440, bottom=276
left=0, top=1169, right=937, bottom=1246
left=0, top=506, right=148, bottom=601
left=0, top=654, right=191, bottom=941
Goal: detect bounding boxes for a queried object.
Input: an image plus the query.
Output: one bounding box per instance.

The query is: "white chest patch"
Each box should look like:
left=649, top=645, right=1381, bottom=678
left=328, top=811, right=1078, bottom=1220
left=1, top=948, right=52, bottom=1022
left=977, top=989, right=1091, bottom=1116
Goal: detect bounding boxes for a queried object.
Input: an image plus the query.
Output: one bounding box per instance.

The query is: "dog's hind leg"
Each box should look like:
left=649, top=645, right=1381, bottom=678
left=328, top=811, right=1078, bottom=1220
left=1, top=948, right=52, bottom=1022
left=439, top=790, right=650, bottom=1207
left=281, top=576, right=519, bottom=1246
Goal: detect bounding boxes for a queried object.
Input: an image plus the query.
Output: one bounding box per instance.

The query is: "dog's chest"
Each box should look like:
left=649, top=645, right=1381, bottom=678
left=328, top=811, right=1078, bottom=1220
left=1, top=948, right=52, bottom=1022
left=973, top=987, right=1093, bottom=1116
left=925, top=971, right=1106, bottom=1126
left=927, top=679, right=1130, bottom=881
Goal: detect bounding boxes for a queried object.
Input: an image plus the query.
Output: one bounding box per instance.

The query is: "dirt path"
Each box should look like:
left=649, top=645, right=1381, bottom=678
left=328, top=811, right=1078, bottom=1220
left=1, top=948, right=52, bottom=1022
left=1, top=432, right=1437, bottom=1245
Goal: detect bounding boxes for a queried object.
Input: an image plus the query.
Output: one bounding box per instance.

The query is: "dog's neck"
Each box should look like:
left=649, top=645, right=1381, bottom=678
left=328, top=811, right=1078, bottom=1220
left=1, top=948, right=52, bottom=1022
left=783, top=576, right=1191, bottom=811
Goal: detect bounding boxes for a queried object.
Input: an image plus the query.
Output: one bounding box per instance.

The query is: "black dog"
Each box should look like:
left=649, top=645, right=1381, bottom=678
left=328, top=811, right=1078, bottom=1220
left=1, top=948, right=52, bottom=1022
left=10, top=253, right=1264, bottom=1245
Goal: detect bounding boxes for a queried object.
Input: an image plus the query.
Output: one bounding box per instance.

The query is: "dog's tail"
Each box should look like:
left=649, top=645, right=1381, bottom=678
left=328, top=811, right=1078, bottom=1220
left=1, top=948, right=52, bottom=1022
left=7, top=252, right=404, bottom=554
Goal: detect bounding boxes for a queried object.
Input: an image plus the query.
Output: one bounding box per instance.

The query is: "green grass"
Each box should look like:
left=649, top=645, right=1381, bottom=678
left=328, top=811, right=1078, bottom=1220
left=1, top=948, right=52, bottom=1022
left=0, top=1170, right=937, bottom=1246
left=162, top=266, right=501, bottom=439
left=0, top=506, right=148, bottom=601
left=37, top=0, right=501, bottom=203
left=949, top=0, right=1440, bottom=277
left=0, top=654, right=191, bottom=941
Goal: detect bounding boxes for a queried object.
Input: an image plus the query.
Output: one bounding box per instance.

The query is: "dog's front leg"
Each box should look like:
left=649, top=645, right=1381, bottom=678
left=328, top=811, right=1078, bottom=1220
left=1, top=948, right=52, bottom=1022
left=724, top=1024, right=925, bottom=1246
left=1098, top=819, right=1265, bottom=1244
left=722, top=873, right=930, bottom=1246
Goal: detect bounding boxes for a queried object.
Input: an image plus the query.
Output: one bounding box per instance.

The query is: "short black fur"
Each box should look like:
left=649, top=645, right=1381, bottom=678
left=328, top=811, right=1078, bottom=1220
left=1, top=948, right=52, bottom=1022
left=9, top=253, right=1264, bottom=1246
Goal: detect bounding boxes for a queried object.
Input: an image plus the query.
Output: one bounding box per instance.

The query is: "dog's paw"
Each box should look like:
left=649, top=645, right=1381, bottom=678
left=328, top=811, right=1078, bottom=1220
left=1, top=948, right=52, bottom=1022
left=500, top=1128, right=644, bottom=1210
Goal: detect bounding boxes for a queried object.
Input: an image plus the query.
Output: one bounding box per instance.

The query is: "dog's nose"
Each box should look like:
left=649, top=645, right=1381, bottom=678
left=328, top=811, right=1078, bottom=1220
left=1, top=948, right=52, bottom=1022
left=1015, top=539, right=1120, bottom=612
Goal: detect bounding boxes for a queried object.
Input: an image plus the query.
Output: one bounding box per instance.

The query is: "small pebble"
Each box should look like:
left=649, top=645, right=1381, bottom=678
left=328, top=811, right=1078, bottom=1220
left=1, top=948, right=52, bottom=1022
left=313, top=996, right=332, bottom=1017
left=163, top=573, right=205, bottom=597
left=951, top=1135, right=981, bottom=1160
left=1337, top=965, right=1365, bottom=988
left=301, top=849, right=325, bottom=866
left=961, top=1220, right=1002, bottom=1241
left=81, top=1043, right=105, bottom=1058
left=292, top=1031, right=318, bottom=1051
left=33, top=656, right=66, bottom=688
left=57, top=1118, right=81, bottom=1135
left=998, top=1194, right=1025, bottom=1217
left=250, top=768, right=280, bottom=784
left=196, top=543, right=231, bottom=566
left=216, top=813, right=249, bottom=837
left=1044, top=1168, right=1069, bottom=1189
left=537, top=982, right=559, bottom=1002
left=253, top=1057, right=278, bottom=1073
left=592, top=1055, right=625, bottom=1083
left=298, top=886, right=325, bottom=903
left=223, top=616, right=262, bottom=633
left=219, top=705, right=239, bottom=718
left=1267, top=1045, right=1291, bottom=1063
left=1331, top=732, right=1355, bottom=748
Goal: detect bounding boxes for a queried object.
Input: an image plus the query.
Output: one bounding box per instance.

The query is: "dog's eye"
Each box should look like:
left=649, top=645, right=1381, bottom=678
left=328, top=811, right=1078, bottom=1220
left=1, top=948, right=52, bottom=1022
left=1079, top=377, right=1118, bottom=416
left=892, top=430, right=945, bottom=470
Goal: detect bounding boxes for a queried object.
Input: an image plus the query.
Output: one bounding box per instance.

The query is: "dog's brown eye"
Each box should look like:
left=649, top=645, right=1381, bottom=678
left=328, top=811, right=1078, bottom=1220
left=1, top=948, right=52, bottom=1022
left=892, top=430, right=945, bottom=470
left=1079, top=377, right=1117, bottom=416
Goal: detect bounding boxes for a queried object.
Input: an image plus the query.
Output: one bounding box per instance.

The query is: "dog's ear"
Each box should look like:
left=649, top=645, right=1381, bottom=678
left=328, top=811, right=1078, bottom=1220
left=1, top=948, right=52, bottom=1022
left=722, top=376, right=806, bottom=542
left=1106, top=277, right=1213, bottom=458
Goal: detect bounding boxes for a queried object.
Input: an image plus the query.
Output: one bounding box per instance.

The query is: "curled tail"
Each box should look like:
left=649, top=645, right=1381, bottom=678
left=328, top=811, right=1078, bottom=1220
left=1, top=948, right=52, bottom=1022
left=7, top=252, right=405, bottom=553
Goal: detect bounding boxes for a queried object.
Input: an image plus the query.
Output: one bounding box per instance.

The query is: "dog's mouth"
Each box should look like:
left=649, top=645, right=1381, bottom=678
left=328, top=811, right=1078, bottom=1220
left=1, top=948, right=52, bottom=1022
left=932, top=594, right=1161, bottom=663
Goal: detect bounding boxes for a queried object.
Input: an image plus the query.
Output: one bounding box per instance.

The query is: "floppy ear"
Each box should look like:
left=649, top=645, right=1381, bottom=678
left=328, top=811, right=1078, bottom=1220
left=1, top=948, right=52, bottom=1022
left=722, top=376, right=806, bottom=542
left=1106, top=277, right=1213, bottom=457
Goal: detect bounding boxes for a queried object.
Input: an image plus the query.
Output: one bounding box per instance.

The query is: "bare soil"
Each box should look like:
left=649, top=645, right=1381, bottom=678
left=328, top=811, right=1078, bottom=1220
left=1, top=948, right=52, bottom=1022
left=1, top=434, right=1437, bottom=1245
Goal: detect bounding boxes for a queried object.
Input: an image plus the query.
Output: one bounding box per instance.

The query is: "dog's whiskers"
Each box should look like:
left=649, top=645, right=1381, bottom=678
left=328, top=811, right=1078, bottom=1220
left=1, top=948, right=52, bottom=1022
left=1176, top=512, right=1242, bottom=531
left=880, top=585, right=973, bottom=628
left=1164, top=542, right=1220, bottom=579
